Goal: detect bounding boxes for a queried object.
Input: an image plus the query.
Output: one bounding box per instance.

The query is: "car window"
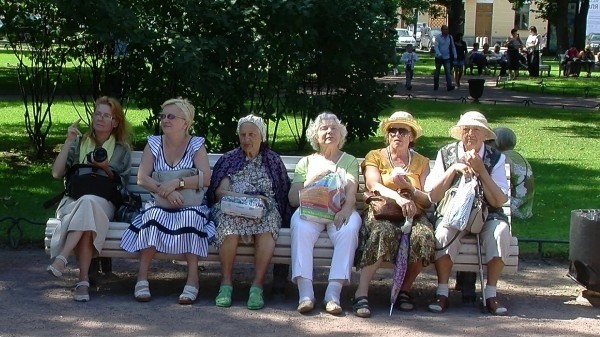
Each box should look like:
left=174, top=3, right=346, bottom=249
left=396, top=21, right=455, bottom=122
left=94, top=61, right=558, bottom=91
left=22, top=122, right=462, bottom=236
left=396, top=29, right=410, bottom=37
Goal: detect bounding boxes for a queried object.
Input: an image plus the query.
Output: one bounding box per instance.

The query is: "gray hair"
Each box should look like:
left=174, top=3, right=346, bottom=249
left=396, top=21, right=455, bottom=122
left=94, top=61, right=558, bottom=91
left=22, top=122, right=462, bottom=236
left=161, top=98, right=195, bottom=132
left=493, top=127, right=517, bottom=151
left=306, top=112, right=348, bottom=151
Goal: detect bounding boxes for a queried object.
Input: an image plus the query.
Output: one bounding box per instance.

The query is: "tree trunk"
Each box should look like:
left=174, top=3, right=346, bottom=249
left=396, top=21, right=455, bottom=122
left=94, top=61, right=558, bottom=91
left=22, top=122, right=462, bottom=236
left=574, top=0, right=589, bottom=50
left=555, top=0, right=569, bottom=54
left=447, top=0, right=465, bottom=37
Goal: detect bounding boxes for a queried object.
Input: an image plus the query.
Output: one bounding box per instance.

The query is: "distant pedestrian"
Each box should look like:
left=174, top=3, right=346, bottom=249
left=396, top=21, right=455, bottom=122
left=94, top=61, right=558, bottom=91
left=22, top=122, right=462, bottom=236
left=505, top=28, right=523, bottom=80
left=453, top=33, right=468, bottom=88
left=433, top=25, right=456, bottom=91
left=401, top=44, right=419, bottom=90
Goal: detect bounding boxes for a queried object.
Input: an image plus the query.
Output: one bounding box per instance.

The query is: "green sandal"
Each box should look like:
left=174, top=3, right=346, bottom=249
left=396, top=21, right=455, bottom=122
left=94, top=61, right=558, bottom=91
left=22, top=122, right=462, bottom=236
left=247, top=286, right=264, bottom=310
left=215, top=284, right=233, bottom=307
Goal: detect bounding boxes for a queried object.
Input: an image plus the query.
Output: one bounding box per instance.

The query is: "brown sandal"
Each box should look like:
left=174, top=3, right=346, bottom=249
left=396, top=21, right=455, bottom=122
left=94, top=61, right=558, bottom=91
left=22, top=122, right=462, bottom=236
left=428, top=295, right=449, bottom=313
left=486, top=297, right=508, bottom=316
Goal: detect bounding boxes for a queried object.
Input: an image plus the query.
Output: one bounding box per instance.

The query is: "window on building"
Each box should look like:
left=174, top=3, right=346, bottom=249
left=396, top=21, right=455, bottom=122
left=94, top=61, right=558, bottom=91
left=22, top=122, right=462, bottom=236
left=514, top=3, right=530, bottom=30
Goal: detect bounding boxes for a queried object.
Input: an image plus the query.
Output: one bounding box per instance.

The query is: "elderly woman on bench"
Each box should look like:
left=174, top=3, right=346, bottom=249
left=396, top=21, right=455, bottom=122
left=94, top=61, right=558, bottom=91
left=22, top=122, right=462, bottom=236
left=425, top=111, right=511, bottom=316
left=47, top=96, right=131, bottom=302
left=353, top=111, right=435, bottom=317
left=207, top=114, right=291, bottom=310
left=288, top=112, right=362, bottom=315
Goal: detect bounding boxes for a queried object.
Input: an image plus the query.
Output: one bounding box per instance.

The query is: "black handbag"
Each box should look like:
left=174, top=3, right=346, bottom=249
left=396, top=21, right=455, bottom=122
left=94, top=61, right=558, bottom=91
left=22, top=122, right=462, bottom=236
left=65, top=164, right=120, bottom=201
left=114, top=185, right=142, bottom=223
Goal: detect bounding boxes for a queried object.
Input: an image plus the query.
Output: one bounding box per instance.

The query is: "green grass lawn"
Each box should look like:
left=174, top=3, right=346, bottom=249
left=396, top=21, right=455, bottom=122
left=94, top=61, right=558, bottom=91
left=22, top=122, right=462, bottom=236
left=1, top=98, right=599, bottom=257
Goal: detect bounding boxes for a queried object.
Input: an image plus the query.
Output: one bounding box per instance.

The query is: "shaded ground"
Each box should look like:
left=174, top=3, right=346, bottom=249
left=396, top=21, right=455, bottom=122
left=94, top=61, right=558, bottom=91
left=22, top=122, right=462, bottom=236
left=1, top=248, right=599, bottom=337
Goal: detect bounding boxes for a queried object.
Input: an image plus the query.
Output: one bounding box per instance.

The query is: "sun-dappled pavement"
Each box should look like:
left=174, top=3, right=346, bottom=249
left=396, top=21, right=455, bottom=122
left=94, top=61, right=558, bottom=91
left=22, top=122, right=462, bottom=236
left=1, top=248, right=599, bottom=337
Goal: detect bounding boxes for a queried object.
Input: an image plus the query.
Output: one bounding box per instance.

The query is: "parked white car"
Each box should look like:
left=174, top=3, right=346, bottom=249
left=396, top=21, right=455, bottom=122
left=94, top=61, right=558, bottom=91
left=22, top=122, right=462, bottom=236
left=395, top=28, right=416, bottom=50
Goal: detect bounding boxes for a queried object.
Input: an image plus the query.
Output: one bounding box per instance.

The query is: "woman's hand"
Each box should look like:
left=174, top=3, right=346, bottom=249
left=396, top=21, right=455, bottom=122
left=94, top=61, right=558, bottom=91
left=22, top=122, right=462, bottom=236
left=66, top=119, right=82, bottom=142
left=156, top=179, right=179, bottom=198
left=89, top=157, right=114, bottom=178
left=166, top=190, right=184, bottom=207
left=395, top=196, right=417, bottom=218
left=462, top=150, right=486, bottom=176
left=392, top=173, right=413, bottom=191
left=451, top=162, right=475, bottom=179
left=333, top=208, right=352, bottom=230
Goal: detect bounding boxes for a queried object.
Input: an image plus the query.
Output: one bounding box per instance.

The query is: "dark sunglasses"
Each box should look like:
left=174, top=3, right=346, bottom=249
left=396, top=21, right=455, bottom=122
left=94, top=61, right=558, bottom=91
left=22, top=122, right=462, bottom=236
left=388, top=127, right=410, bottom=136
left=159, top=113, right=184, bottom=121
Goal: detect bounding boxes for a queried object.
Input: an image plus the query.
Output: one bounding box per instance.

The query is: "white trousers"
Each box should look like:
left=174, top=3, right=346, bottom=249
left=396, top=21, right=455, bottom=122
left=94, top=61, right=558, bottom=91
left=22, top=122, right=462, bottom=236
left=290, top=208, right=361, bottom=284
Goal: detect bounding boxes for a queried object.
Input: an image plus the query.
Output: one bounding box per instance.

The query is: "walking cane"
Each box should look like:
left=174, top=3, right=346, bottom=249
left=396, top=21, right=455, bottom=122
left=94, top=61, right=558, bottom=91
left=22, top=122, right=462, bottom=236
left=476, top=233, right=487, bottom=313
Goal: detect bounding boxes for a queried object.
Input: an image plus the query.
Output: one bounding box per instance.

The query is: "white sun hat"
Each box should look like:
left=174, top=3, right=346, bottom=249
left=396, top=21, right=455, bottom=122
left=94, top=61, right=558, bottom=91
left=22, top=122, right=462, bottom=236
left=449, top=111, right=496, bottom=140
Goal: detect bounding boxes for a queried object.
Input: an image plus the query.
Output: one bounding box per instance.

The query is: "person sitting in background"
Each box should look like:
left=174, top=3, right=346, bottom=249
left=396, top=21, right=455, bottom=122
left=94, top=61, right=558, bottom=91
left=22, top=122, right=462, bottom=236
left=207, top=114, right=291, bottom=310
left=453, top=33, right=468, bottom=88
left=400, top=44, right=419, bottom=91
left=578, top=45, right=596, bottom=78
left=48, top=96, right=132, bottom=302
left=468, top=43, right=488, bottom=76
left=562, top=44, right=581, bottom=77
left=489, top=127, right=534, bottom=219
left=489, top=44, right=508, bottom=76
left=288, top=112, right=362, bottom=315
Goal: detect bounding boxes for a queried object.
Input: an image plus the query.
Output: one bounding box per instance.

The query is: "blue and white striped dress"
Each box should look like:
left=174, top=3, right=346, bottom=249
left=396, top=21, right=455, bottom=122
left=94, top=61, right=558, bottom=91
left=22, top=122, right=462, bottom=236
left=120, top=135, right=216, bottom=257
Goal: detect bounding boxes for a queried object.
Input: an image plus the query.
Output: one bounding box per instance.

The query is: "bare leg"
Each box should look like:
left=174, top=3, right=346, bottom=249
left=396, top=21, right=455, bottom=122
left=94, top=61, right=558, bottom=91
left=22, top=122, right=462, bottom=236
left=252, top=233, right=275, bottom=287
left=354, top=258, right=384, bottom=298
left=50, top=230, right=85, bottom=271
left=185, top=253, right=200, bottom=288
left=435, top=255, right=453, bottom=284
left=400, top=260, right=423, bottom=291
left=74, top=231, right=94, bottom=297
left=485, top=257, right=504, bottom=287
left=219, top=235, right=239, bottom=285
left=137, top=247, right=157, bottom=281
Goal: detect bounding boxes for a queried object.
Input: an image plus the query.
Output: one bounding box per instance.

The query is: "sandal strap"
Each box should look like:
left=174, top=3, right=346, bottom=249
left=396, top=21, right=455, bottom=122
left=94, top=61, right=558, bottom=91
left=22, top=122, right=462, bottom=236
left=180, top=285, right=199, bottom=300
left=56, top=255, right=68, bottom=266
left=352, top=296, right=370, bottom=309
left=75, top=281, right=90, bottom=289
left=134, top=280, right=151, bottom=297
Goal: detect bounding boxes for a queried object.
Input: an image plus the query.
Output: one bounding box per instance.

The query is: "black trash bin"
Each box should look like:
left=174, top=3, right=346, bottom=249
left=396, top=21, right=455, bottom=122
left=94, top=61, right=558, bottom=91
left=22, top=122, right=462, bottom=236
left=568, top=209, right=600, bottom=292
left=468, top=78, right=486, bottom=103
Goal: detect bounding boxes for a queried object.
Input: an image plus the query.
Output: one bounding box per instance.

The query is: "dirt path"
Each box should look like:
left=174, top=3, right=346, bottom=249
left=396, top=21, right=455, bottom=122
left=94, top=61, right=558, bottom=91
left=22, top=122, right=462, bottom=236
left=1, top=248, right=599, bottom=337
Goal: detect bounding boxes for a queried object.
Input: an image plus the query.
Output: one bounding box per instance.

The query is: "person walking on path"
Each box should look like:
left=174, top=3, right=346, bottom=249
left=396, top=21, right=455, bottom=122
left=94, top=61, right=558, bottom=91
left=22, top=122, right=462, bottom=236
left=433, top=25, right=456, bottom=92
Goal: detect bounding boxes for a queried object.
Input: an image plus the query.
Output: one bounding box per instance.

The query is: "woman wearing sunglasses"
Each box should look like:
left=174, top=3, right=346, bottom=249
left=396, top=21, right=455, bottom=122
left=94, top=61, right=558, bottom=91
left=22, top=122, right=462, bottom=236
left=120, top=98, right=214, bottom=304
left=352, top=111, right=435, bottom=317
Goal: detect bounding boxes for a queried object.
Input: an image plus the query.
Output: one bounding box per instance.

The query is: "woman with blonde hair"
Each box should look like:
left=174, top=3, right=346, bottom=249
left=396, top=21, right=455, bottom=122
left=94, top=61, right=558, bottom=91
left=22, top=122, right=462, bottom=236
left=47, top=96, right=132, bottom=302
left=121, top=98, right=215, bottom=304
left=353, top=111, right=435, bottom=317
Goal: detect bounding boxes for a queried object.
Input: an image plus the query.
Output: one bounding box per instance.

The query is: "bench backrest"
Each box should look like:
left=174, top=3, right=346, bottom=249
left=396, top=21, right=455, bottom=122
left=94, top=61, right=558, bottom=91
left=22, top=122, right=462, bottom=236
left=126, top=151, right=511, bottom=224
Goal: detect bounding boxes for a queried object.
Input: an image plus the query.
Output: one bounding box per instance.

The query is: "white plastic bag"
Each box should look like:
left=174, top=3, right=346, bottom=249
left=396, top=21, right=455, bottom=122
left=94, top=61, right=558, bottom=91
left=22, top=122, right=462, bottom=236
left=439, top=176, right=477, bottom=231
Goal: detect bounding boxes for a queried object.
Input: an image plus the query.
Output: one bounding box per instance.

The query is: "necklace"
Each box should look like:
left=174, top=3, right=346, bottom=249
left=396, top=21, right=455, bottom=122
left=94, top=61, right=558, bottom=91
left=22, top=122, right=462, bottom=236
left=386, top=147, right=411, bottom=170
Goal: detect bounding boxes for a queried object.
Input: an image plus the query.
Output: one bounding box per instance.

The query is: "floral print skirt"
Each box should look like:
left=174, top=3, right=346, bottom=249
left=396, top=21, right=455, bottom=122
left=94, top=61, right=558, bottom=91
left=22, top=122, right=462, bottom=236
left=355, top=207, right=435, bottom=268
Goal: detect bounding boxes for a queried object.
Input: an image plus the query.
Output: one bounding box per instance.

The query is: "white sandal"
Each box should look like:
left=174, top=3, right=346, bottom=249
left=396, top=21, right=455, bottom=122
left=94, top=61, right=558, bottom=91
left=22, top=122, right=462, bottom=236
left=178, top=285, right=199, bottom=305
left=46, top=255, right=68, bottom=278
left=134, top=280, right=151, bottom=302
left=73, top=281, right=90, bottom=302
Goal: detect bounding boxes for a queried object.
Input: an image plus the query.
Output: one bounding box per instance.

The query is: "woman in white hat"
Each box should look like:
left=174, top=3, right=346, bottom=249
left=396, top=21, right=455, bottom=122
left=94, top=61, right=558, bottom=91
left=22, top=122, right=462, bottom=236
left=424, top=111, right=511, bottom=316
left=352, top=111, right=435, bottom=317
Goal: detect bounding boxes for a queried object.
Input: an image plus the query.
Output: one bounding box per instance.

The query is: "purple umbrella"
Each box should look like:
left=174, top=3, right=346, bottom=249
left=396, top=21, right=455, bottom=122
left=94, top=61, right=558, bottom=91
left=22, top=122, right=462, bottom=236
left=389, top=219, right=412, bottom=316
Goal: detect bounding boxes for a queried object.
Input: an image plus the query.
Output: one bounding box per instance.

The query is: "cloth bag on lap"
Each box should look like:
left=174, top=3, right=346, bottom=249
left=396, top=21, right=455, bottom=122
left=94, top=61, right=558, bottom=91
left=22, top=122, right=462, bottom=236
left=436, top=175, right=487, bottom=234
left=151, top=168, right=205, bottom=208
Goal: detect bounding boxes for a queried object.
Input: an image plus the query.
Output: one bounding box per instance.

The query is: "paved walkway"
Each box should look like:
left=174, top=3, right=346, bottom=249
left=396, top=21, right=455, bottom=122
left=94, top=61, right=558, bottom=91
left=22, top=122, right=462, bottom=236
left=380, top=74, right=599, bottom=109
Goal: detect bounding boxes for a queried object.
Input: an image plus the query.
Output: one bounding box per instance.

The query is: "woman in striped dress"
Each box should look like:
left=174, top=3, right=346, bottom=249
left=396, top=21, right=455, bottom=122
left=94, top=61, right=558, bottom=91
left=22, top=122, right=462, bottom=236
left=120, top=98, right=215, bottom=304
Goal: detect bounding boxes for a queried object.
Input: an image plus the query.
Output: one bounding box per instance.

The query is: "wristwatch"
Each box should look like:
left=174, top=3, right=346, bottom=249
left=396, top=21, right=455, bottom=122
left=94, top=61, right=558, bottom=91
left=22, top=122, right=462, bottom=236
left=178, top=178, right=185, bottom=189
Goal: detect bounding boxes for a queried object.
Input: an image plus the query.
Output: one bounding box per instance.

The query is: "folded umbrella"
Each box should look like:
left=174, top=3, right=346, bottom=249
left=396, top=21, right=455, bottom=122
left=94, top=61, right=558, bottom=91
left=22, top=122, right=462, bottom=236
left=389, top=218, right=412, bottom=316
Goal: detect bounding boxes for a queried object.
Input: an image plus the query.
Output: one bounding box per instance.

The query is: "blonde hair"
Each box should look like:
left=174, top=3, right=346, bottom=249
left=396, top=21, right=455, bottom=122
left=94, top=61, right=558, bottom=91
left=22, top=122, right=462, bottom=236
left=306, top=112, right=348, bottom=151
left=161, top=98, right=195, bottom=132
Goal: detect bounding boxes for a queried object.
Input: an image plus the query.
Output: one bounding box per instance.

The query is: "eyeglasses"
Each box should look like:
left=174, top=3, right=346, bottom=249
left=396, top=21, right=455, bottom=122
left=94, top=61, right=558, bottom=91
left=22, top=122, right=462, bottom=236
left=93, top=112, right=114, bottom=120
left=388, top=127, right=410, bottom=137
left=159, top=113, right=185, bottom=121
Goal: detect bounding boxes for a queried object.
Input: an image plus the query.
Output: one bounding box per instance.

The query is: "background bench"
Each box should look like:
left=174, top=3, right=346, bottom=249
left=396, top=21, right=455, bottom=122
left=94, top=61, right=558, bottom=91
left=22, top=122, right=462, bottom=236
left=45, top=151, right=518, bottom=274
